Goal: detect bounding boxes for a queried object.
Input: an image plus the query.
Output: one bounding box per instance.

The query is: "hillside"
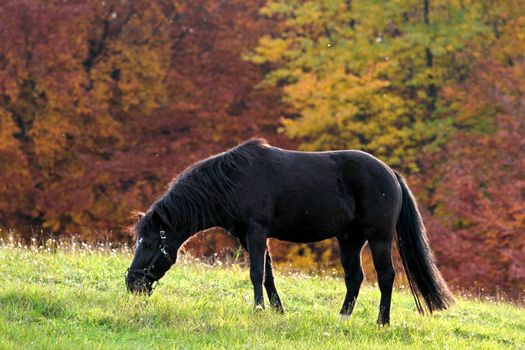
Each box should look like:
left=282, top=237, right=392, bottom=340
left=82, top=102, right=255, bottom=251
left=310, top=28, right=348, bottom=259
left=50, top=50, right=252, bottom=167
left=0, top=246, right=523, bottom=349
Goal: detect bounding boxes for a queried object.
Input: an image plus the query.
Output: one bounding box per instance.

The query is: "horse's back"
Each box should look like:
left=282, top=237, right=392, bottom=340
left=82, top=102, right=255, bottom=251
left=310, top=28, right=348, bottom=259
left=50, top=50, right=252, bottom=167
left=233, top=145, right=400, bottom=242
left=330, top=150, right=402, bottom=231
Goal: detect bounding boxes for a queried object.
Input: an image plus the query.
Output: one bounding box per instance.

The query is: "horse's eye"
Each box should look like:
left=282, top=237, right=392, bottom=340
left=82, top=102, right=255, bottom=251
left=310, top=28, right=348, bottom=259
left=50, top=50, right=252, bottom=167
left=137, top=238, right=153, bottom=250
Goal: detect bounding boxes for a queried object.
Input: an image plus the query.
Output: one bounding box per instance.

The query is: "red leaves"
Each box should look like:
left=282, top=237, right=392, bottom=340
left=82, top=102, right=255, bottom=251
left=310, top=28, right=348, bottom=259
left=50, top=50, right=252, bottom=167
left=427, top=57, right=525, bottom=291
left=0, top=1, right=522, bottom=295
left=0, top=0, right=291, bottom=240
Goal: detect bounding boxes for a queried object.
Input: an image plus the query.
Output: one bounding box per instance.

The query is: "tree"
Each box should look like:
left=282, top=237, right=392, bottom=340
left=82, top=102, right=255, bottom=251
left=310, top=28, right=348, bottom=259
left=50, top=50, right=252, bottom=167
left=0, top=1, right=172, bottom=237
left=250, top=0, right=487, bottom=171
left=0, top=0, right=290, bottom=242
left=428, top=5, right=525, bottom=290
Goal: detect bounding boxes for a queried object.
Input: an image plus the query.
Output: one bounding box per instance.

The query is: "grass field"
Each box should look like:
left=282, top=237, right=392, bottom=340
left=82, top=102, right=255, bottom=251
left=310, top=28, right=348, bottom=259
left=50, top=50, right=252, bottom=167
left=0, top=245, right=524, bottom=349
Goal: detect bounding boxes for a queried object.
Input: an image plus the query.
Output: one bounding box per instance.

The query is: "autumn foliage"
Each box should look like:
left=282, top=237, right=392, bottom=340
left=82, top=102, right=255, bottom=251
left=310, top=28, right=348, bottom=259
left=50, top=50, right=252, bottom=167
left=0, top=1, right=523, bottom=293
left=0, top=0, right=290, bottom=239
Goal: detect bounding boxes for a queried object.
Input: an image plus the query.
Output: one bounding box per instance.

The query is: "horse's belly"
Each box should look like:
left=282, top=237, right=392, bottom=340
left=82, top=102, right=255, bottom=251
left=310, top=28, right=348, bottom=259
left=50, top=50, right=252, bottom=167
left=268, top=208, right=347, bottom=243
left=269, top=229, right=335, bottom=243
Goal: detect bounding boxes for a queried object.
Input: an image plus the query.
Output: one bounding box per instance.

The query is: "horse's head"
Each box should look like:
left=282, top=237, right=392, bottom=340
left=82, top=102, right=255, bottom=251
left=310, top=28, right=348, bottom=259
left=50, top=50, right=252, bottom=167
left=126, top=212, right=178, bottom=295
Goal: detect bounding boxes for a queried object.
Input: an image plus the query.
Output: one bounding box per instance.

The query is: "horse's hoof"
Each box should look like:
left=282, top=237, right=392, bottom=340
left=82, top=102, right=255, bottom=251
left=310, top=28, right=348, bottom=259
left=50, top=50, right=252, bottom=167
left=270, top=302, right=285, bottom=314
left=338, top=313, right=352, bottom=321
left=254, top=305, right=265, bottom=312
left=274, top=307, right=285, bottom=314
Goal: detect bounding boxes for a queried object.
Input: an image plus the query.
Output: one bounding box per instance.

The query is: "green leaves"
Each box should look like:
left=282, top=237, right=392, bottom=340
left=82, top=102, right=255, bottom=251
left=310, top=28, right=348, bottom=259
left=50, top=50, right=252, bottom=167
left=252, top=0, right=488, bottom=171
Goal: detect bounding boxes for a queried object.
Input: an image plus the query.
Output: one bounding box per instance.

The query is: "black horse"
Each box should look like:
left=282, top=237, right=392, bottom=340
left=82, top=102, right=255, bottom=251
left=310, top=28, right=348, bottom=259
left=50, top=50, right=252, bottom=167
left=126, top=139, right=454, bottom=325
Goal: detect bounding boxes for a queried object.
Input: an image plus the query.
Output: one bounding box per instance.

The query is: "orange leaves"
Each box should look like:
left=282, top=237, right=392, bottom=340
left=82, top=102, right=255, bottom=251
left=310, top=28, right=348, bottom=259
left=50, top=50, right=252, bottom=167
left=253, top=0, right=525, bottom=292
left=427, top=36, right=525, bottom=289
left=0, top=0, right=292, bottom=239
left=252, top=0, right=488, bottom=172
left=0, top=0, right=172, bottom=234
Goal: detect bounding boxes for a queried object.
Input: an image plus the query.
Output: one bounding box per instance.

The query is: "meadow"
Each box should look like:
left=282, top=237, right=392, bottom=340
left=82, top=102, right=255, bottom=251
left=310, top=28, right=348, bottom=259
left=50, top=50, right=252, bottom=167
left=0, top=244, right=524, bottom=350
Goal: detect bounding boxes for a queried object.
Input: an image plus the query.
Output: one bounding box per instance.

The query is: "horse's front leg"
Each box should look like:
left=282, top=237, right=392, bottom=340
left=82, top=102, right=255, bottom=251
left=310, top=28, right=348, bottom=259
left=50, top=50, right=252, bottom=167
left=264, top=251, right=284, bottom=313
left=245, top=221, right=267, bottom=310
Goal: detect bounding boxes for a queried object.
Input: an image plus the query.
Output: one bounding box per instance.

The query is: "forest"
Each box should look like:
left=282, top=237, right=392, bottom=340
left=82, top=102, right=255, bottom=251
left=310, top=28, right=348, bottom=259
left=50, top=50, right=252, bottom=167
left=0, top=0, right=523, bottom=295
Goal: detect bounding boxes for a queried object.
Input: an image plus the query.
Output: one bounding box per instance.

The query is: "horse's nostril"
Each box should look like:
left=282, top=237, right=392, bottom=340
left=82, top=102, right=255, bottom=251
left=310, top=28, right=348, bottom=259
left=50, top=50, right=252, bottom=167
left=127, top=276, right=153, bottom=295
left=125, top=273, right=137, bottom=291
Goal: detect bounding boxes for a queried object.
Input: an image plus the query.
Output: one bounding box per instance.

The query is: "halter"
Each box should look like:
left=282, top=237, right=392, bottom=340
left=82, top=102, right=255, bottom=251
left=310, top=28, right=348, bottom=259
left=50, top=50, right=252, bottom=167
left=127, top=230, right=174, bottom=283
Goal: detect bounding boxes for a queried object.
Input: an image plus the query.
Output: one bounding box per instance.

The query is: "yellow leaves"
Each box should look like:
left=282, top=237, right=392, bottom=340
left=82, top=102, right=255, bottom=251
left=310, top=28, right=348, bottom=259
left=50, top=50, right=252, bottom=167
left=0, top=0, right=178, bottom=233
left=277, top=59, right=412, bottom=164
left=285, top=244, right=316, bottom=270
left=0, top=109, right=32, bottom=189
left=0, top=70, right=20, bottom=103
left=0, top=109, right=20, bottom=151
left=116, top=46, right=168, bottom=113
left=254, top=0, right=494, bottom=170
left=491, top=14, right=525, bottom=64
left=85, top=4, right=171, bottom=117
left=250, top=36, right=290, bottom=64
left=31, top=113, right=74, bottom=166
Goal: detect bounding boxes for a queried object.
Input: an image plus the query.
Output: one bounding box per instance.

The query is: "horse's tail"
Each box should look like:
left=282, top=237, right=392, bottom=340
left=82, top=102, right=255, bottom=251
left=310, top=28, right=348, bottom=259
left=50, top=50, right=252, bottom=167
left=394, top=171, right=454, bottom=314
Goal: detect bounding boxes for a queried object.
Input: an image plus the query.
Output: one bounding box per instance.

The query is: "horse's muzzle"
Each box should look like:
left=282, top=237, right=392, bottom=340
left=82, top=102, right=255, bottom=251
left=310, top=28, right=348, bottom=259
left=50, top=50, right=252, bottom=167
left=126, top=273, right=153, bottom=295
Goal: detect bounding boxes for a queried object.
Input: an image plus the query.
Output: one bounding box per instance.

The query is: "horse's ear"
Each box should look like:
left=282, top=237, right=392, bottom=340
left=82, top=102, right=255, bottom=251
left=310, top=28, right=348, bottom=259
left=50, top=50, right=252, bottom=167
left=131, top=210, right=146, bottom=220
left=128, top=210, right=146, bottom=239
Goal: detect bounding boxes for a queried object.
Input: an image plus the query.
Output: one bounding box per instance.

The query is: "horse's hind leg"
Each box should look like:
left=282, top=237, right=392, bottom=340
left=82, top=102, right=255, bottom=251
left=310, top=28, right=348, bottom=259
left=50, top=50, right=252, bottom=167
left=338, top=232, right=366, bottom=318
left=367, top=235, right=395, bottom=326
left=264, top=250, right=284, bottom=313
left=244, top=221, right=268, bottom=310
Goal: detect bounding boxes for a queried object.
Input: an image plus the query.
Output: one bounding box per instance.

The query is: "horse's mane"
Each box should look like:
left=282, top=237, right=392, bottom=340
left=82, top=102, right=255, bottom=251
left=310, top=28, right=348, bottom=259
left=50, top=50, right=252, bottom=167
left=133, top=138, right=268, bottom=237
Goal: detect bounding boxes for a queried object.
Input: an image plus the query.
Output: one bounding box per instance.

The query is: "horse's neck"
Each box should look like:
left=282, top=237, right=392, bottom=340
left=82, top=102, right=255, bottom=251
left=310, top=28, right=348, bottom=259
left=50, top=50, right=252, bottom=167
left=182, top=206, right=233, bottom=244
left=174, top=214, right=218, bottom=243
left=167, top=184, right=235, bottom=243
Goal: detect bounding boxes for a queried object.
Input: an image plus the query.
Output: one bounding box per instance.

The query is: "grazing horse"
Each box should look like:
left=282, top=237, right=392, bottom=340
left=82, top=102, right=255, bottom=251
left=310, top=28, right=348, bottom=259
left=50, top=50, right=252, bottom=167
left=126, top=139, right=454, bottom=325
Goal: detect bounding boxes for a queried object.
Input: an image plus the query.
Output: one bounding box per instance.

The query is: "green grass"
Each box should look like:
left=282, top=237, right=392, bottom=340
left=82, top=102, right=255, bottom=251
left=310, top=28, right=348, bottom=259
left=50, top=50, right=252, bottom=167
left=0, top=246, right=523, bottom=349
